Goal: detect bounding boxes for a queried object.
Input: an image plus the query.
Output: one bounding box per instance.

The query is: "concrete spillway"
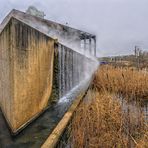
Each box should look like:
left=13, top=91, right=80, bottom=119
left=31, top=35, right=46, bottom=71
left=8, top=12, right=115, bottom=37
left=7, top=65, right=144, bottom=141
left=0, top=9, right=98, bottom=146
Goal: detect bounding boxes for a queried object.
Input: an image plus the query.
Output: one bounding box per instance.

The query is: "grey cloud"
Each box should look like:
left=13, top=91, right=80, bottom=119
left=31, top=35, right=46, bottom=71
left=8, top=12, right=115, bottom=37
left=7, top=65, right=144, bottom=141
left=0, top=0, right=148, bottom=57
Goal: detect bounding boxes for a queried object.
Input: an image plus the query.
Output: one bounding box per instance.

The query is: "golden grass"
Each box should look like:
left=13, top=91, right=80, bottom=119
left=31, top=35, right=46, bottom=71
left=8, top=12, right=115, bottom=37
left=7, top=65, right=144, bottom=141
left=58, top=66, right=148, bottom=148
left=94, top=65, right=148, bottom=101
left=67, top=91, right=147, bottom=148
left=136, top=131, right=148, bottom=148
left=69, top=91, right=128, bottom=148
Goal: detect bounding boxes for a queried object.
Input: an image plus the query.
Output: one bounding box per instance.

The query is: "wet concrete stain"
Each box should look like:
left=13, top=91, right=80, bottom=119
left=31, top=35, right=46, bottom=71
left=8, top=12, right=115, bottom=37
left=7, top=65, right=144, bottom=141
left=0, top=80, right=90, bottom=148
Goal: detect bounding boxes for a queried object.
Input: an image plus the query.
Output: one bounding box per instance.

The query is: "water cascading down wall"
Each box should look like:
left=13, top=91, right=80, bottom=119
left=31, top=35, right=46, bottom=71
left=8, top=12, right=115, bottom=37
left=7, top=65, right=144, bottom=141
left=52, top=43, right=96, bottom=101
left=0, top=10, right=97, bottom=134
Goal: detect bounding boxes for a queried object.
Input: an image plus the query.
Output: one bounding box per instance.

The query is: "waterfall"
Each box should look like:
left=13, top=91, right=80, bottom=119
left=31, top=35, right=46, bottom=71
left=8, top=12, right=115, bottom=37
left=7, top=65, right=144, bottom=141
left=57, top=43, right=98, bottom=103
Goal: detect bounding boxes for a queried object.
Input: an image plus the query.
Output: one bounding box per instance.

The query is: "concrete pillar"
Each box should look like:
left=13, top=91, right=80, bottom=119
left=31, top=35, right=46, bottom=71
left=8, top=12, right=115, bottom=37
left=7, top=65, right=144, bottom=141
left=84, top=36, right=86, bottom=52
left=89, top=37, right=92, bottom=54
left=94, top=37, right=96, bottom=57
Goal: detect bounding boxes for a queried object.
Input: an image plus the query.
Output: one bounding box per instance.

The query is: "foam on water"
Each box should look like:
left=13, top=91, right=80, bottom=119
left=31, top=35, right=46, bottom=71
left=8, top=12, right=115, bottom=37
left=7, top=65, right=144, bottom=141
left=58, top=77, right=91, bottom=104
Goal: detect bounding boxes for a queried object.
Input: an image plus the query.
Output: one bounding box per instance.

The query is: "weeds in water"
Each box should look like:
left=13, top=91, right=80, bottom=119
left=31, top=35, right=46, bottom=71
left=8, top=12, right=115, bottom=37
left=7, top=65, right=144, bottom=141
left=57, top=66, right=148, bottom=148
left=69, top=92, right=128, bottom=147
left=94, top=65, right=148, bottom=101
left=66, top=91, right=147, bottom=148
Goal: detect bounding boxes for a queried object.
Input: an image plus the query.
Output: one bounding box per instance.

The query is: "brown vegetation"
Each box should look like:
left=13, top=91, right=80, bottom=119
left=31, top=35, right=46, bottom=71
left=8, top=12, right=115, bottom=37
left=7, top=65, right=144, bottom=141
left=94, top=65, right=148, bottom=101
left=58, top=66, right=148, bottom=148
left=67, top=91, right=147, bottom=148
left=69, top=92, right=128, bottom=147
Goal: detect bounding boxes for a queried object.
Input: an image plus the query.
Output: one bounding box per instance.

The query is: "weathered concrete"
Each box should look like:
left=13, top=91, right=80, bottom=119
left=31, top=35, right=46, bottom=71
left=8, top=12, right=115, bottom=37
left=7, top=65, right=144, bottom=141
left=1, top=9, right=96, bottom=56
left=0, top=77, right=91, bottom=148
left=0, top=9, right=97, bottom=135
left=0, top=18, right=55, bottom=133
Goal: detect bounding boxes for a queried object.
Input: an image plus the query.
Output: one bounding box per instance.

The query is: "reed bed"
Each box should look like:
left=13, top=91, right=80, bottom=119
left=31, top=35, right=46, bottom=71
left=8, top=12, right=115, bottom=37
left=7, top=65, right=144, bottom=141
left=64, top=91, right=147, bottom=148
left=57, top=66, right=148, bottom=148
left=69, top=92, right=128, bottom=148
left=94, top=65, right=148, bottom=101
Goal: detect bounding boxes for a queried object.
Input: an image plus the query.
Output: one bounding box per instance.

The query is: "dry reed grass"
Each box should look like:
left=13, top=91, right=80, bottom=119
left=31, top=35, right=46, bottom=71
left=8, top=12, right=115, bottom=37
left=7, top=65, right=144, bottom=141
left=69, top=91, right=128, bottom=148
left=136, top=131, right=148, bottom=148
left=67, top=91, right=147, bottom=148
left=58, top=66, right=148, bottom=148
left=93, top=65, right=148, bottom=101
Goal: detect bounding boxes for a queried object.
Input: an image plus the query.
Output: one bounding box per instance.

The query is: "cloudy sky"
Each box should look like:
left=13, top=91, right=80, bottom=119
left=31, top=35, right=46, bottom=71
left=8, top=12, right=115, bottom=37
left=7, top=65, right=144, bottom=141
left=0, top=0, right=148, bottom=57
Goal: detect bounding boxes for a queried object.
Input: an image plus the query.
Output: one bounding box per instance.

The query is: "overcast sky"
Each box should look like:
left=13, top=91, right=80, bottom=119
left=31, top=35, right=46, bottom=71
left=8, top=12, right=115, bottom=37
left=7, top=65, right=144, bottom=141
left=0, top=0, right=148, bottom=57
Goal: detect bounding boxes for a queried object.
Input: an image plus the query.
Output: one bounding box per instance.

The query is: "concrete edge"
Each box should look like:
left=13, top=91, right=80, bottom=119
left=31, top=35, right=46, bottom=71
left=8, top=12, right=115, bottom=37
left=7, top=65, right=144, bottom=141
left=41, top=92, right=85, bottom=148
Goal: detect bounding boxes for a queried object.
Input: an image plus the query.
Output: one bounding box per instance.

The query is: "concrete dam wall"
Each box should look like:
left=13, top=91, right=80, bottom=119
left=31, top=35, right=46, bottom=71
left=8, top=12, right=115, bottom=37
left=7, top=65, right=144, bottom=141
left=0, top=10, right=98, bottom=134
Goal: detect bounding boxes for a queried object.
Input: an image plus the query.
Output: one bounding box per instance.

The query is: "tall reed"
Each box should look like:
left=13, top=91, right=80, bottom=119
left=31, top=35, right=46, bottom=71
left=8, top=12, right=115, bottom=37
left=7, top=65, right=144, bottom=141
left=94, top=65, right=148, bottom=101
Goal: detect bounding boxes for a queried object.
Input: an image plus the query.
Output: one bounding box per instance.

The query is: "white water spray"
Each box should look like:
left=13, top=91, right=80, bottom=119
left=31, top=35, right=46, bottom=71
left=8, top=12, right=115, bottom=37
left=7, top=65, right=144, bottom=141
left=57, top=43, right=99, bottom=103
